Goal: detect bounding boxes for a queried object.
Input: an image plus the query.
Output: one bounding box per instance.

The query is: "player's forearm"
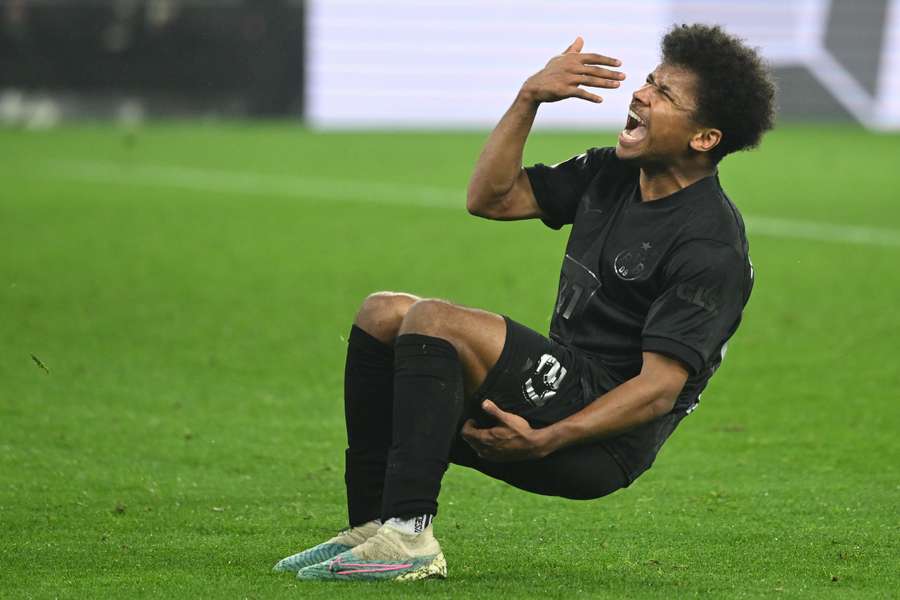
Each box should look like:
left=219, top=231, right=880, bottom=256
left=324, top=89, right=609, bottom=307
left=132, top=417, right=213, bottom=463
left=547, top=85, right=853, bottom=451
left=466, top=91, right=539, bottom=211
left=537, top=375, right=677, bottom=455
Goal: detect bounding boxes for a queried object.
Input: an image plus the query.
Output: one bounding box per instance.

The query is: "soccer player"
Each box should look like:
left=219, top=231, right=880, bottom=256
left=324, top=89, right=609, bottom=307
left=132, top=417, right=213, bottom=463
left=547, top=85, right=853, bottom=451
left=275, top=24, right=775, bottom=581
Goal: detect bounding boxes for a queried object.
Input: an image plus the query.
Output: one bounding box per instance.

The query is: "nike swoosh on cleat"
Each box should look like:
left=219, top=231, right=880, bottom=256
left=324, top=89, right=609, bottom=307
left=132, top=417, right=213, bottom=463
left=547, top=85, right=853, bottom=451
left=334, top=564, right=414, bottom=575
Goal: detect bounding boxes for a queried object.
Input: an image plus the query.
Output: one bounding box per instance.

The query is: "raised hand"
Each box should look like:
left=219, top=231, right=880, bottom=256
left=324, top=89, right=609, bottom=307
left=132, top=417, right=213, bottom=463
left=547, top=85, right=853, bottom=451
left=521, top=36, right=625, bottom=104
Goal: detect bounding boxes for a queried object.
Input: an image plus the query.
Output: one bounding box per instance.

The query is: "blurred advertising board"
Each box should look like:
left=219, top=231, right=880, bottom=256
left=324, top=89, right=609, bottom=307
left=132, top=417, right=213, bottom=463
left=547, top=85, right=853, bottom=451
left=0, top=0, right=304, bottom=123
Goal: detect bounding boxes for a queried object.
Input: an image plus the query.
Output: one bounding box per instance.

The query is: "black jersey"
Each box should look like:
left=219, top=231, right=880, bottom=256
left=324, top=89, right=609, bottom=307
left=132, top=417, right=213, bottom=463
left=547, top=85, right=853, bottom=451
left=525, top=147, right=753, bottom=413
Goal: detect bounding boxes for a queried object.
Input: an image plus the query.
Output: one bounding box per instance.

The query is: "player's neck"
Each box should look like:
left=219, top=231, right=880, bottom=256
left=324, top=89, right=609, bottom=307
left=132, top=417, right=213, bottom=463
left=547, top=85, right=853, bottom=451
left=638, top=162, right=715, bottom=202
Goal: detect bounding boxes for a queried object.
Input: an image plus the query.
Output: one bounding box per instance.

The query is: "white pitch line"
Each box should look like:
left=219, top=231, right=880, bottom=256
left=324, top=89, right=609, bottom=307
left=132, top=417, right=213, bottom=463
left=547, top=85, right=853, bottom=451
left=45, top=160, right=900, bottom=248
left=745, top=216, right=900, bottom=248
left=49, top=160, right=462, bottom=209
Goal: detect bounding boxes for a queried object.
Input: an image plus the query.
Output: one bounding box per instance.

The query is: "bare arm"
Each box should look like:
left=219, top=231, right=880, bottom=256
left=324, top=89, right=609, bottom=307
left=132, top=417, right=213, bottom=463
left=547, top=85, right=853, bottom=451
left=465, top=94, right=542, bottom=221
left=466, top=37, right=625, bottom=221
left=462, top=352, right=688, bottom=461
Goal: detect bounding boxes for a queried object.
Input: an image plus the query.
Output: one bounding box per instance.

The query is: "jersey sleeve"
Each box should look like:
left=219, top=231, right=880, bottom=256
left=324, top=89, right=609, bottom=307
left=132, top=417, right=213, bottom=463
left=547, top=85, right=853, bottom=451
left=524, top=147, right=615, bottom=230
left=642, top=241, right=749, bottom=375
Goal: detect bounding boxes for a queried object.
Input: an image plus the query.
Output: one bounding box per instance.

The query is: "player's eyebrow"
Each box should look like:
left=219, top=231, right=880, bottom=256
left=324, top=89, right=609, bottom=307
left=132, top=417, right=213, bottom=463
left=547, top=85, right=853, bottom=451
left=647, top=72, right=682, bottom=105
left=647, top=73, right=672, bottom=95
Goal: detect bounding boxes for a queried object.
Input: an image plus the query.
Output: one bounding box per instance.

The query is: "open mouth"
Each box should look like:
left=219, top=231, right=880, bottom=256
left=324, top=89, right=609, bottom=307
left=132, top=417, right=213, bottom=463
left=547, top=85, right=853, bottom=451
left=619, top=108, right=648, bottom=145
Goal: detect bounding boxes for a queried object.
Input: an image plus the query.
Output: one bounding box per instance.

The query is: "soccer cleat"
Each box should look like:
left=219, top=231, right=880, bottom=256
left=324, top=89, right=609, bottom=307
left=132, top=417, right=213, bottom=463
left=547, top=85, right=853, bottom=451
left=272, top=520, right=381, bottom=573
left=296, top=522, right=447, bottom=581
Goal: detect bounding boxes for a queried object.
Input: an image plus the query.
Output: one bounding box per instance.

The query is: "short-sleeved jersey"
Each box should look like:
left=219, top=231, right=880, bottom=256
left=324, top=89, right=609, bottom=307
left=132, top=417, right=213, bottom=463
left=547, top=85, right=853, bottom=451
left=525, top=147, right=753, bottom=413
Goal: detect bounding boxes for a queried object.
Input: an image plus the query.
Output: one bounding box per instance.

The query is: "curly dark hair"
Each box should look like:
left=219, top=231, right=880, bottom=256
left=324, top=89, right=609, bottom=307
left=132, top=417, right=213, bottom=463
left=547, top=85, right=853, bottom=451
left=662, top=24, right=776, bottom=163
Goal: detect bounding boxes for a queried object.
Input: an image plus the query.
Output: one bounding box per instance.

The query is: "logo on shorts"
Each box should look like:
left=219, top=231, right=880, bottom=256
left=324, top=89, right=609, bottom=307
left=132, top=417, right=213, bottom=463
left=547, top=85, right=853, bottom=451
left=522, top=354, right=567, bottom=408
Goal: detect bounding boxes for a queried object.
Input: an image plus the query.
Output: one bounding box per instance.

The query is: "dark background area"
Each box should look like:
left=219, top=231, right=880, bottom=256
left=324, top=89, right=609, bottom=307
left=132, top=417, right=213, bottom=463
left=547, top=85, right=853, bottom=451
left=0, top=0, right=304, bottom=116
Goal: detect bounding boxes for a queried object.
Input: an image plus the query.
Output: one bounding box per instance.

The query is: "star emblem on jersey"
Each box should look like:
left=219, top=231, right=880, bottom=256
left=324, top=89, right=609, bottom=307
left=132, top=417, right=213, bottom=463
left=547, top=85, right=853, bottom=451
left=522, top=354, right=567, bottom=407
left=614, top=242, right=656, bottom=281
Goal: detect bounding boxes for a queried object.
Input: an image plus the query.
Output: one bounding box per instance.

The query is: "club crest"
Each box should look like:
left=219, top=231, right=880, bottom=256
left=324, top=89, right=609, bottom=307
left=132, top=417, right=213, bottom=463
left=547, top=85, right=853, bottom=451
left=613, top=241, right=655, bottom=281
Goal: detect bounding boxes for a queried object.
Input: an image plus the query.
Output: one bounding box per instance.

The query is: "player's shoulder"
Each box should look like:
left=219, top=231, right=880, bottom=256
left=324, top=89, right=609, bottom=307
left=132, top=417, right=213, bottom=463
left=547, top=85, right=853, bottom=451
left=567, top=146, right=623, bottom=175
left=575, top=146, right=638, bottom=192
left=681, top=175, right=748, bottom=253
left=589, top=146, right=633, bottom=173
left=587, top=146, right=618, bottom=162
left=532, top=146, right=624, bottom=184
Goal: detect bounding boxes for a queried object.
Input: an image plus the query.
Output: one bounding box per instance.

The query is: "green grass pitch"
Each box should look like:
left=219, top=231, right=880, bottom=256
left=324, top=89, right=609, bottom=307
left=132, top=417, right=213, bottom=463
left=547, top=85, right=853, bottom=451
left=1, top=123, right=898, bottom=598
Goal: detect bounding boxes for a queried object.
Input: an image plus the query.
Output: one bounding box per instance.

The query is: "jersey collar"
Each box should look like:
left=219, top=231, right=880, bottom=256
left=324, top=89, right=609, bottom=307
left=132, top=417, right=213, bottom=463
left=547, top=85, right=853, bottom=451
left=635, top=172, right=720, bottom=208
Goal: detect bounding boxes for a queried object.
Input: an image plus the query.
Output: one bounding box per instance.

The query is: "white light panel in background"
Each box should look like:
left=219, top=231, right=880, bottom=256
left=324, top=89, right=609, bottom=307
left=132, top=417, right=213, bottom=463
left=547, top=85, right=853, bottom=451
left=307, top=0, right=900, bottom=130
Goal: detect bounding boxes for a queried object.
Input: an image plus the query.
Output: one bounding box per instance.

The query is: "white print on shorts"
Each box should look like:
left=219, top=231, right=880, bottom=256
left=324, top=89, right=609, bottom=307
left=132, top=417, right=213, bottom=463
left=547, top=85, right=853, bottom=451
left=522, top=354, right=568, bottom=408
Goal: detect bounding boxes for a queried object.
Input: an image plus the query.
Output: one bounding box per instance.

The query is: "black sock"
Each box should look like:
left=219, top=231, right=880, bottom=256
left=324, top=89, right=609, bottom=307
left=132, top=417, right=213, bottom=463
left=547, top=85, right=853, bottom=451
left=344, top=325, right=394, bottom=527
left=381, top=334, right=464, bottom=520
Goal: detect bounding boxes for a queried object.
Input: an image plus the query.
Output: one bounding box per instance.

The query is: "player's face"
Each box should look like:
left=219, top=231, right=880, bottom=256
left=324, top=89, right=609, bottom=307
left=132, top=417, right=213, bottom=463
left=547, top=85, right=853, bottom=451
left=615, top=63, right=703, bottom=164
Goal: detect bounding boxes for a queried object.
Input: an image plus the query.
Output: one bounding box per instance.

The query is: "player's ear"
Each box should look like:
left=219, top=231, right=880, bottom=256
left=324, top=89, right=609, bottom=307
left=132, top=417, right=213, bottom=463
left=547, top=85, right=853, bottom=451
left=689, top=127, right=722, bottom=154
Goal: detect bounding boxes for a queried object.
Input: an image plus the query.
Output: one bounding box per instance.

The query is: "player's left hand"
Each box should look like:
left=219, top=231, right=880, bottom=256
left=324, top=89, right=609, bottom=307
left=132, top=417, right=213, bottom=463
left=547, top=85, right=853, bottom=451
left=461, top=400, right=549, bottom=462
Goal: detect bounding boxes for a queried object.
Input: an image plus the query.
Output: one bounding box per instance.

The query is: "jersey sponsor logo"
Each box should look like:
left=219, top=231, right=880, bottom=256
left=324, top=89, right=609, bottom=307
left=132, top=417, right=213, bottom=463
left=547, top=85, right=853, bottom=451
left=613, top=241, right=654, bottom=281
left=522, top=353, right=567, bottom=407
left=676, top=282, right=719, bottom=313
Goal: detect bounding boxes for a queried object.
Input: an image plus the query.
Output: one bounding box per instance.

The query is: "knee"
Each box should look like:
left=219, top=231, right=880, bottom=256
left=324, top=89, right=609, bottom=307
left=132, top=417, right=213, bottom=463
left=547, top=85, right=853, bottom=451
left=354, top=291, right=418, bottom=343
left=399, top=298, right=457, bottom=339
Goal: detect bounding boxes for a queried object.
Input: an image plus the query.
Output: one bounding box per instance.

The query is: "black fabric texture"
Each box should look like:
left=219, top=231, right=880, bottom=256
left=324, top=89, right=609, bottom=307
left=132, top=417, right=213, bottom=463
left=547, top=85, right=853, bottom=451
left=594, top=410, right=687, bottom=483
left=525, top=146, right=753, bottom=413
left=641, top=240, right=748, bottom=376
left=457, top=316, right=682, bottom=486
left=525, top=147, right=617, bottom=230
left=467, top=317, right=594, bottom=429
left=343, top=325, right=395, bottom=527
left=380, top=334, right=464, bottom=520
left=449, top=434, right=628, bottom=499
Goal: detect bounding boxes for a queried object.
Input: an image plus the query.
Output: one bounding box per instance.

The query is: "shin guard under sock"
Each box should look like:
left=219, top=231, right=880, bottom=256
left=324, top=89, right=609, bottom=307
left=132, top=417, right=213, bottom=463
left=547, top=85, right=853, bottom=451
left=344, top=325, right=395, bottom=526
left=381, top=334, right=464, bottom=520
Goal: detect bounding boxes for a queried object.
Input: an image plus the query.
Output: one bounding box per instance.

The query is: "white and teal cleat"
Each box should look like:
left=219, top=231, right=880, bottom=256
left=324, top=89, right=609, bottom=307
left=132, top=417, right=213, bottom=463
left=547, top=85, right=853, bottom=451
left=272, top=520, right=380, bottom=574
left=296, top=522, right=447, bottom=581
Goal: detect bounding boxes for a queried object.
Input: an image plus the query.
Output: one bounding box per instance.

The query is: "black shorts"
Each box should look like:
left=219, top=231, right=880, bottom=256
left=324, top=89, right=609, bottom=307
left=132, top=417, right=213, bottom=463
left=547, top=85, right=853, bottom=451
left=449, top=316, right=685, bottom=498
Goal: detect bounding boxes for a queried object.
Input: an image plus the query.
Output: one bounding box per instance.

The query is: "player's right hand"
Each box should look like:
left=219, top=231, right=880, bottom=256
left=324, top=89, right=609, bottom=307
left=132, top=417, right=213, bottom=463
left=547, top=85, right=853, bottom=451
left=520, top=36, right=625, bottom=104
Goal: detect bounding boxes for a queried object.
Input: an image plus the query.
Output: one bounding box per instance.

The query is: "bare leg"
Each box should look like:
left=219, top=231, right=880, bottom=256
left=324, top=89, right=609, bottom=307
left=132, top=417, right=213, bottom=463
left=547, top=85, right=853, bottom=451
left=397, top=299, right=506, bottom=395
left=353, top=292, right=419, bottom=344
